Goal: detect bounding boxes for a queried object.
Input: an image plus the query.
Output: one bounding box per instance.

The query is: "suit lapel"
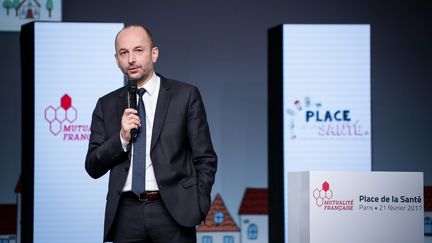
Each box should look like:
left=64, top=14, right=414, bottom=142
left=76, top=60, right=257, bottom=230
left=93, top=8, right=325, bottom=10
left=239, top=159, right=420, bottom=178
left=151, top=76, right=172, bottom=152
left=117, top=87, right=129, bottom=124
left=117, top=86, right=130, bottom=163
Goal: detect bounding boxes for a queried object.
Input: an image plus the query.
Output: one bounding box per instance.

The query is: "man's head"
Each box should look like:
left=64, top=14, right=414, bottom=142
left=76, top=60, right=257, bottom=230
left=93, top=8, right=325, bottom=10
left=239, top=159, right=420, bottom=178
left=115, top=25, right=159, bottom=85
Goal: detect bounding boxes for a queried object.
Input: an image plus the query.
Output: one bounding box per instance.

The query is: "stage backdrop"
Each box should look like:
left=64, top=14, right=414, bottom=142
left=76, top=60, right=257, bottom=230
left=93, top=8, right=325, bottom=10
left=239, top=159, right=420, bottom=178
left=268, top=24, right=371, bottom=243
left=22, top=22, right=124, bottom=243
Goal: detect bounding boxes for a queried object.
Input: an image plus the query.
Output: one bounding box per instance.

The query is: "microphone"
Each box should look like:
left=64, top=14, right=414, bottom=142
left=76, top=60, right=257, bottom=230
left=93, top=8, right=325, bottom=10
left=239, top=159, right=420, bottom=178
left=128, top=80, right=138, bottom=140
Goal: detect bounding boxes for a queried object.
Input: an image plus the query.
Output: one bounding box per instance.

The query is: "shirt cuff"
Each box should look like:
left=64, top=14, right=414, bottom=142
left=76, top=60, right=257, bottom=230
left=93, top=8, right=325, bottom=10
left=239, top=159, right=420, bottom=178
left=120, top=132, right=129, bottom=152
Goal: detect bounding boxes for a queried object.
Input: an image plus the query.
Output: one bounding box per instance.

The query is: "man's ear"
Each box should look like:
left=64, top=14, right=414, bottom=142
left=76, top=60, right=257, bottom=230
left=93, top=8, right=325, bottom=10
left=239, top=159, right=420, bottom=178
left=152, top=47, right=159, bottom=63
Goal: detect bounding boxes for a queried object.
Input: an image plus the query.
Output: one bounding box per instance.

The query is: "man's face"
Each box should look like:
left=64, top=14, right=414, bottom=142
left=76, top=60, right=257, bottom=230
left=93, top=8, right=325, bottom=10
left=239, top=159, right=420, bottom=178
left=115, top=27, right=159, bottom=84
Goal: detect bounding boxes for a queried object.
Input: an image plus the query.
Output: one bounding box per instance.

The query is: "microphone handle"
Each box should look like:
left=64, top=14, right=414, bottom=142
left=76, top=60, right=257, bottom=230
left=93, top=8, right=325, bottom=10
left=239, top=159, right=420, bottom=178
left=128, top=81, right=138, bottom=140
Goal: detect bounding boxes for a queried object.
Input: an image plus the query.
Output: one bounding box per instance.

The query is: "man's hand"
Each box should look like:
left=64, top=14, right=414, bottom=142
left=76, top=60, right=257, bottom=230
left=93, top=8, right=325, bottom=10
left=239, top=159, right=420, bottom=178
left=120, top=108, right=141, bottom=141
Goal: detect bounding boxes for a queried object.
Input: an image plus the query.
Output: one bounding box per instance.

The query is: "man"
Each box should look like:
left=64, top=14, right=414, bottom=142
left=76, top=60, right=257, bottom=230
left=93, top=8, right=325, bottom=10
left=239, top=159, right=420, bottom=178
left=85, top=24, right=217, bottom=243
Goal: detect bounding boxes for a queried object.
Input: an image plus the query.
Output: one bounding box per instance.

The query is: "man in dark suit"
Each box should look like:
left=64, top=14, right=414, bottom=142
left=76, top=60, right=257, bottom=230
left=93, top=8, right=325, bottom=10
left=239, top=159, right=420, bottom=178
left=85, top=24, right=217, bottom=243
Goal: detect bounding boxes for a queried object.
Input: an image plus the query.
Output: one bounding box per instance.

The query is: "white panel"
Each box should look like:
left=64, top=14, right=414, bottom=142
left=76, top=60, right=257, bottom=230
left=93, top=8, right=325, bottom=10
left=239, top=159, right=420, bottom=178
left=316, top=172, right=422, bottom=243
left=288, top=172, right=424, bottom=243
left=34, top=22, right=123, bottom=243
left=282, top=24, right=371, bottom=243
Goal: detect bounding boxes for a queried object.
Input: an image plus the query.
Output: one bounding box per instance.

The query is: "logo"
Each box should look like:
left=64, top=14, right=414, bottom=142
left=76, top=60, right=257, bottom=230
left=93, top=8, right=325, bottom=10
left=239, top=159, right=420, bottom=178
left=312, top=181, right=354, bottom=211
left=286, top=96, right=369, bottom=140
left=312, top=181, right=333, bottom=206
left=44, top=94, right=90, bottom=141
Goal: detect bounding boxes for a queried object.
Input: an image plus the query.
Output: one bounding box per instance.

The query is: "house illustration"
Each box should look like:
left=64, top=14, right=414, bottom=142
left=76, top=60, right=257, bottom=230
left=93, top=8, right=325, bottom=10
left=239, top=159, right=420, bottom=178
left=197, top=194, right=240, bottom=243
left=18, top=0, right=41, bottom=19
left=238, top=188, right=268, bottom=243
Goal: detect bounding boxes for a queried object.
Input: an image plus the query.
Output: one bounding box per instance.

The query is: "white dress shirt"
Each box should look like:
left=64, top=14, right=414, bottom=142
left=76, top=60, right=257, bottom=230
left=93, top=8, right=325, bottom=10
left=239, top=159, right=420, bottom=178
left=121, top=72, right=160, bottom=192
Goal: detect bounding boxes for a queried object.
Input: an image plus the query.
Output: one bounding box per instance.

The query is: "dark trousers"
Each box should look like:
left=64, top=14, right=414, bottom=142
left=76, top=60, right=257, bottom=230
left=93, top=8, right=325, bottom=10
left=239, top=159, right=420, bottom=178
left=113, top=195, right=197, bottom=243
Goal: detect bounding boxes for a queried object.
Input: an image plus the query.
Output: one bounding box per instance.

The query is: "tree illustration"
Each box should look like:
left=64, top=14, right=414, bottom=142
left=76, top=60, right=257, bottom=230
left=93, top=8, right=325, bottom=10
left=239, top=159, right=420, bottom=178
left=46, top=0, right=53, bottom=18
left=12, top=0, right=19, bottom=16
left=2, top=0, right=13, bottom=15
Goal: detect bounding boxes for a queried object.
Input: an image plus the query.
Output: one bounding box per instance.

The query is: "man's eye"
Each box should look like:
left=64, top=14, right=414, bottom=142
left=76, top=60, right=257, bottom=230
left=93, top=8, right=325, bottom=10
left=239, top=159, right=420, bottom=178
left=120, top=51, right=127, bottom=56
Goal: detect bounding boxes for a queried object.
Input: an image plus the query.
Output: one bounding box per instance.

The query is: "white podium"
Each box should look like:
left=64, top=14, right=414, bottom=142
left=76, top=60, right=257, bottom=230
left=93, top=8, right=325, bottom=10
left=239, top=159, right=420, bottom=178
left=288, top=171, right=424, bottom=243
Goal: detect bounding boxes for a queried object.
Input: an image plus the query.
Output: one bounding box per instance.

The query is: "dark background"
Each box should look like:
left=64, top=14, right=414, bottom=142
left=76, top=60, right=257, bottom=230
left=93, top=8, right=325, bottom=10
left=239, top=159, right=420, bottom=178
left=0, top=0, right=431, bottom=218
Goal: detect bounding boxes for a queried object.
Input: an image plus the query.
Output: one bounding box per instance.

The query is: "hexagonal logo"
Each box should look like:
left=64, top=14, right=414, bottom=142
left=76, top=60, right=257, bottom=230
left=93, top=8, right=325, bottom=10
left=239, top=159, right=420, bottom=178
left=312, top=181, right=354, bottom=211
left=44, top=94, right=78, bottom=136
left=312, top=181, right=333, bottom=207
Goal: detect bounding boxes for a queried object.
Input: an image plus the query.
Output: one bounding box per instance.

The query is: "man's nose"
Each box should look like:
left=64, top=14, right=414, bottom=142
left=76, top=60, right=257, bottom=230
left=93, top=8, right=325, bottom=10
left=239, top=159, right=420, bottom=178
left=128, top=53, right=136, bottom=63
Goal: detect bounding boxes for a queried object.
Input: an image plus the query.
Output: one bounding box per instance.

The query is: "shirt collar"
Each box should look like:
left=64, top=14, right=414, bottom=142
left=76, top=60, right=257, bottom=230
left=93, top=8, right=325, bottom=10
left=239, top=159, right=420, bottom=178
left=138, top=72, right=159, bottom=96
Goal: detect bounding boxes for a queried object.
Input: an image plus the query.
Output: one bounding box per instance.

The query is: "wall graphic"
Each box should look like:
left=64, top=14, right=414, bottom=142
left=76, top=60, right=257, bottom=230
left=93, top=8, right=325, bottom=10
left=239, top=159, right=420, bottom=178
left=0, top=0, right=61, bottom=31
left=198, top=188, right=268, bottom=243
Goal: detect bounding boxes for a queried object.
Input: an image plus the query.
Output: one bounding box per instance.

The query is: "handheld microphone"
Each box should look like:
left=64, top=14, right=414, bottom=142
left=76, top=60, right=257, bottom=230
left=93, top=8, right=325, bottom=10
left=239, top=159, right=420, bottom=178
left=128, top=80, right=138, bottom=140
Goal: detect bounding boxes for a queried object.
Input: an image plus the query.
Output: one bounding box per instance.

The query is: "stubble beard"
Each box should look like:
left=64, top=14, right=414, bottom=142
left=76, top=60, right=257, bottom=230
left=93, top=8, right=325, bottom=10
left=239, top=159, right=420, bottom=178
left=124, top=67, right=152, bottom=86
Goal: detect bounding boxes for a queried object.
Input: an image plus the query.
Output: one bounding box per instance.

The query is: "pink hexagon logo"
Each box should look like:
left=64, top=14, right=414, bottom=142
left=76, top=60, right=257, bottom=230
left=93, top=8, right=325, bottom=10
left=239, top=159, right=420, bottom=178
left=44, top=94, right=78, bottom=136
left=313, top=181, right=333, bottom=207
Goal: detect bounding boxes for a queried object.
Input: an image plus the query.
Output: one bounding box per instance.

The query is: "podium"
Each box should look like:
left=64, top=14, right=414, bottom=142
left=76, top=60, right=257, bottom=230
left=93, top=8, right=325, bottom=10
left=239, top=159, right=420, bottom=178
left=288, top=171, right=424, bottom=243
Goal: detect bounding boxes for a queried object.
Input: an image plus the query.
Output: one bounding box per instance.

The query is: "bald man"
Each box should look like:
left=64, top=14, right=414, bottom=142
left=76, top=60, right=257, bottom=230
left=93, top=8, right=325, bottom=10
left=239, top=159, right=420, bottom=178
left=85, top=25, right=217, bottom=243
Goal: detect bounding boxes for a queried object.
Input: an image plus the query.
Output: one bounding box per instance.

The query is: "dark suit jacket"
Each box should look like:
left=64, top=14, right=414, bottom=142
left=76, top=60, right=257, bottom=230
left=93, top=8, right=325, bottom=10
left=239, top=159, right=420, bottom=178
left=85, top=74, right=217, bottom=242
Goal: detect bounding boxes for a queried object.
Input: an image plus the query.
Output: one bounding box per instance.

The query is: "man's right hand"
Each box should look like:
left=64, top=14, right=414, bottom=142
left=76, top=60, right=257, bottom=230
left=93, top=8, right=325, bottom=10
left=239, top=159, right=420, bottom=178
left=120, top=108, right=141, bottom=141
